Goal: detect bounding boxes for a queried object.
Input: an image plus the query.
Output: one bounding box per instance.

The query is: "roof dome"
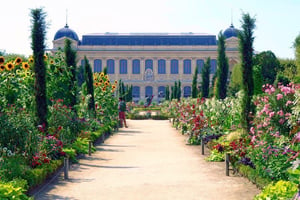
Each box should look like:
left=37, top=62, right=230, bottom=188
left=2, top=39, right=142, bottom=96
left=223, top=24, right=239, bottom=39
left=54, top=24, right=79, bottom=41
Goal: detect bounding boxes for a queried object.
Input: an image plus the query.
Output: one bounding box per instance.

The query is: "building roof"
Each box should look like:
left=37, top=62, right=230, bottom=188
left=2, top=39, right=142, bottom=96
left=80, top=33, right=217, bottom=46
left=54, top=24, right=79, bottom=41
left=223, top=24, right=239, bottom=39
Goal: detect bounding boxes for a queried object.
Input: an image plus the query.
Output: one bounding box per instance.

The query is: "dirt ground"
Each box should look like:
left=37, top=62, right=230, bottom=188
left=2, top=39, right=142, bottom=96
left=34, top=120, right=260, bottom=200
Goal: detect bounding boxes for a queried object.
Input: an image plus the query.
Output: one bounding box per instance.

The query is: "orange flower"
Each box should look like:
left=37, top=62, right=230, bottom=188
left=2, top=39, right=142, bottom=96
left=0, top=56, right=5, bottom=64
left=112, top=85, right=116, bottom=89
left=5, top=62, right=14, bottom=71
left=105, top=81, right=109, bottom=86
left=22, top=62, right=30, bottom=70
left=102, top=87, right=106, bottom=92
left=43, top=55, right=48, bottom=60
left=50, top=60, right=55, bottom=64
left=28, top=57, right=34, bottom=63
left=14, top=57, right=22, bottom=65
left=0, top=64, right=5, bottom=71
left=100, top=72, right=104, bottom=77
left=114, top=80, right=118, bottom=84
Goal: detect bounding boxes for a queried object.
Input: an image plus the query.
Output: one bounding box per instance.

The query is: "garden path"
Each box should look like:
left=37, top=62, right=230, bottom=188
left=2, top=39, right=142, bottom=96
left=34, top=120, right=260, bottom=200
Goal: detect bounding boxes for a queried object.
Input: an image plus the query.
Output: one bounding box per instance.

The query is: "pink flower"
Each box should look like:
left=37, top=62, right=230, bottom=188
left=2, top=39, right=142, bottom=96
left=279, top=118, right=285, bottom=124
left=276, top=93, right=283, bottom=100
left=277, top=110, right=284, bottom=116
left=285, top=100, right=293, bottom=106
left=269, top=111, right=275, bottom=118
left=250, top=127, right=255, bottom=134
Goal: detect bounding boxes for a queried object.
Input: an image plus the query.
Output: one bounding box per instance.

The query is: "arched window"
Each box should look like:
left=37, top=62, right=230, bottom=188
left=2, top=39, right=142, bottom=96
left=183, top=59, right=191, bottom=74
left=210, top=59, right=217, bottom=74
left=183, top=86, right=192, bottom=97
left=158, top=59, right=166, bottom=74
left=119, top=59, right=127, bottom=74
left=94, top=59, right=102, bottom=72
left=171, top=59, right=178, bottom=74
left=158, top=86, right=166, bottom=98
left=132, top=86, right=140, bottom=98
left=196, top=59, right=204, bottom=74
left=145, top=86, right=153, bottom=97
left=107, top=59, right=115, bottom=74
left=132, top=59, right=140, bottom=74
left=145, top=59, right=153, bottom=71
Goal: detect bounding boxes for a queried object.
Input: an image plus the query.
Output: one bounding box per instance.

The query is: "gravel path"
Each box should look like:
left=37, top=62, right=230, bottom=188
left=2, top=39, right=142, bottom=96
left=34, top=120, right=260, bottom=200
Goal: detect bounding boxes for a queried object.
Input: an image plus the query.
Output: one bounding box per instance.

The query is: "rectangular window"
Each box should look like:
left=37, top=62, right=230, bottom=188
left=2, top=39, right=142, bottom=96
left=183, top=59, right=191, bottom=74
left=171, top=59, right=179, bottom=74
left=132, top=59, right=140, bottom=74
left=120, top=59, right=127, bottom=74
left=158, top=59, right=166, bottom=74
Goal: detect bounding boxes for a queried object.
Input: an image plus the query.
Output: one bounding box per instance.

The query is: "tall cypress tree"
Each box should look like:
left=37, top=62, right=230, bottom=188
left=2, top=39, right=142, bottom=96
left=64, top=39, right=77, bottom=109
left=165, top=85, right=170, bottom=100
left=239, top=13, right=256, bottom=131
left=192, top=67, right=198, bottom=98
left=177, top=80, right=181, bottom=101
left=84, top=56, right=95, bottom=117
left=31, top=8, right=48, bottom=129
left=216, top=31, right=229, bottom=99
left=201, top=57, right=211, bottom=98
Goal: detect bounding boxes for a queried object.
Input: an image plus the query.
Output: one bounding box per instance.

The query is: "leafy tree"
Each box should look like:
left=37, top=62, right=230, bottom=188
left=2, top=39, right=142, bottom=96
left=293, top=34, right=300, bottom=83
left=215, top=31, right=229, bottom=99
left=83, top=56, right=95, bottom=116
left=31, top=8, right=48, bottom=129
left=103, top=66, right=108, bottom=75
left=64, top=39, right=78, bottom=109
left=279, top=59, right=297, bottom=82
left=165, top=85, right=170, bottom=100
left=228, top=63, right=242, bottom=95
left=253, top=51, right=281, bottom=84
left=192, top=67, right=198, bottom=98
left=201, top=57, right=211, bottom=98
left=125, top=85, right=132, bottom=102
left=252, top=65, right=263, bottom=95
left=239, top=12, right=256, bottom=131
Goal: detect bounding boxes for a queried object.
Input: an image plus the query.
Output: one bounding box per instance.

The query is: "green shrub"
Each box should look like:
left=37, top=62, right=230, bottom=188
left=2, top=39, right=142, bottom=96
left=205, top=149, right=224, bottom=162
left=254, top=180, right=298, bottom=200
left=0, top=155, right=29, bottom=182
left=62, top=147, right=77, bottom=163
left=0, top=179, right=32, bottom=200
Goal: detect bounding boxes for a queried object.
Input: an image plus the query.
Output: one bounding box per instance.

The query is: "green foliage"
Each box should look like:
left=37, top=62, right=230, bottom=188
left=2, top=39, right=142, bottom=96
left=205, top=149, right=224, bottom=162
left=216, top=31, right=229, bottom=99
left=201, top=57, right=211, bottom=98
left=72, top=137, right=94, bottom=155
left=254, top=180, right=298, bottom=200
left=62, top=147, right=77, bottom=163
left=192, top=67, right=198, bottom=98
left=177, top=80, right=181, bottom=100
left=0, top=155, right=29, bottom=182
left=253, top=51, right=281, bottom=84
left=239, top=12, right=256, bottom=131
left=293, top=34, right=300, bottom=82
left=0, top=179, right=32, bottom=200
left=253, top=65, right=263, bottom=95
left=165, top=85, right=170, bottom=100
left=84, top=56, right=95, bottom=117
left=31, top=8, right=48, bottom=129
left=228, top=63, right=242, bottom=95
left=279, top=59, right=298, bottom=83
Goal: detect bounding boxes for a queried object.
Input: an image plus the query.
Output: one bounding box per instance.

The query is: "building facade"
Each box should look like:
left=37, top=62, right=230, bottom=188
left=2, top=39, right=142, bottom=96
left=52, top=24, right=240, bottom=102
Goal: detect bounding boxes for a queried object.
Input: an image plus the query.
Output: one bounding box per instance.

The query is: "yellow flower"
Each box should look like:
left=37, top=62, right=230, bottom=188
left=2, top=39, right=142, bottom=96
left=22, top=62, right=30, bottom=70
left=28, top=57, right=34, bottom=63
left=43, top=55, right=48, bottom=60
left=0, top=56, right=5, bottom=65
left=100, top=72, right=104, bottom=77
left=5, top=62, right=14, bottom=71
left=102, top=87, right=106, bottom=92
left=105, top=75, right=109, bottom=79
left=114, top=80, right=118, bottom=84
left=99, top=79, right=103, bottom=83
left=105, top=81, right=109, bottom=86
left=0, top=64, right=5, bottom=71
left=14, top=57, right=22, bottom=65
left=112, top=85, right=116, bottom=89
left=50, top=60, right=55, bottom=65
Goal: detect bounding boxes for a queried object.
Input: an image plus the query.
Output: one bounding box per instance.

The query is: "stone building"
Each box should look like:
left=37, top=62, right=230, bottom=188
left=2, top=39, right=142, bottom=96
left=52, top=24, right=239, bottom=102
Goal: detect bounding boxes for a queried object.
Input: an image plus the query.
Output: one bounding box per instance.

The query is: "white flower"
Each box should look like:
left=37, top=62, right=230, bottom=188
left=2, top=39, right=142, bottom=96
left=291, top=158, right=300, bottom=170
left=3, top=147, right=7, bottom=152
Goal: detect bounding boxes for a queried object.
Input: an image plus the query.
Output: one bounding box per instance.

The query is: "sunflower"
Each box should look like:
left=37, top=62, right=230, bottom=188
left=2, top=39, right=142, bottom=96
left=22, top=62, right=30, bottom=70
left=114, top=80, right=118, bottom=84
left=0, top=56, right=5, bottom=64
left=5, top=62, right=14, bottom=71
left=105, top=81, right=109, bottom=86
left=112, top=85, right=116, bottom=89
left=99, top=79, right=103, bottom=83
left=14, top=57, right=22, bottom=65
left=0, top=65, right=5, bottom=71
left=105, top=75, right=109, bottom=79
left=102, top=87, right=106, bottom=92
left=100, top=72, right=104, bottom=77
left=28, top=57, right=34, bottom=63
left=50, top=60, right=55, bottom=65
left=43, top=55, right=48, bottom=60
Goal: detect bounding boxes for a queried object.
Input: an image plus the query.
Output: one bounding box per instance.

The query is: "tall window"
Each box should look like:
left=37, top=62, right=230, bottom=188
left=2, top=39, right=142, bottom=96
left=184, top=86, right=192, bottom=97
left=196, top=59, right=204, bottom=74
left=119, top=59, right=127, bottom=74
left=145, top=86, right=153, bottom=97
left=158, top=86, right=166, bottom=98
left=210, top=59, right=217, bottom=74
left=132, top=86, right=140, bottom=98
left=107, top=59, right=115, bottom=74
left=94, top=59, right=102, bottom=72
left=171, top=59, right=179, bottom=74
left=183, top=59, right=191, bottom=74
left=132, top=59, right=140, bottom=74
left=158, top=59, right=166, bottom=74
left=145, top=59, right=153, bottom=71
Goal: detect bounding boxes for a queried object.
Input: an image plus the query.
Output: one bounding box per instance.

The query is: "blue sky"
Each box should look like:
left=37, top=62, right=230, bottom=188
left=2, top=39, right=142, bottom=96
left=1, top=0, right=299, bottom=59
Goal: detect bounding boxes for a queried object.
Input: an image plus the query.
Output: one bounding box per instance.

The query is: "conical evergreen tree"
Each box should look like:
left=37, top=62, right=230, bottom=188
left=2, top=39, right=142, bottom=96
left=165, top=85, right=170, bottom=100
left=31, top=8, right=48, bottom=129
left=177, top=80, right=181, bottom=101
left=216, top=31, right=229, bottom=99
left=192, top=67, right=198, bottom=98
left=239, top=13, right=256, bottom=131
left=201, top=57, right=211, bottom=98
